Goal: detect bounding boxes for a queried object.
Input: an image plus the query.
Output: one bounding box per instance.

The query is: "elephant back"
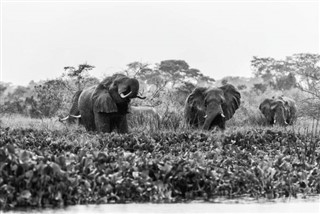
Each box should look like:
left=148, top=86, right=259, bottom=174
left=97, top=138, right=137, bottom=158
left=78, top=85, right=96, bottom=113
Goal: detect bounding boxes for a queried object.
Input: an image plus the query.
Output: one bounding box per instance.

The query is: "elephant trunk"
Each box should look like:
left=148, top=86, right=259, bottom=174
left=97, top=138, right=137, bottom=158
left=202, top=105, right=224, bottom=130
left=274, top=107, right=287, bottom=126
left=136, top=95, right=146, bottom=99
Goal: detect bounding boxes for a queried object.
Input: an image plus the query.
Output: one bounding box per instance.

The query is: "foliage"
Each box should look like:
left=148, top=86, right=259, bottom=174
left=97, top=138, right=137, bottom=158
left=251, top=53, right=320, bottom=122
left=290, top=54, right=320, bottom=121
left=251, top=56, right=297, bottom=90
left=29, top=79, right=68, bottom=118
left=252, top=83, right=268, bottom=94
left=0, top=82, right=10, bottom=97
left=125, top=60, right=214, bottom=106
left=0, top=85, right=31, bottom=115
left=0, top=126, right=319, bottom=210
left=64, top=63, right=95, bottom=91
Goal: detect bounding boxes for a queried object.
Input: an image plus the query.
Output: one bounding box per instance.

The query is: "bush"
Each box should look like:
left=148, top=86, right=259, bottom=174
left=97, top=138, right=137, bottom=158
left=0, top=126, right=319, bottom=209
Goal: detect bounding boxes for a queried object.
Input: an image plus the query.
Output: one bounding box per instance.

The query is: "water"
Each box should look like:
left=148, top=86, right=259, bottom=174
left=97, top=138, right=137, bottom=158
left=3, top=197, right=319, bottom=214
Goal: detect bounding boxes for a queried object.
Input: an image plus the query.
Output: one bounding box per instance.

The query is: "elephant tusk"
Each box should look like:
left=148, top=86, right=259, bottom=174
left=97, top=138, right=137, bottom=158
left=204, top=115, right=207, bottom=118
left=120, top=91, right=132, bottom=99
left=221, top=113, right=225, bottom=118
left=136, top=95, right=146, bottom=99
left=70, top=114, right=81, bottom=118
left=59, top=115, right=69, bottom=122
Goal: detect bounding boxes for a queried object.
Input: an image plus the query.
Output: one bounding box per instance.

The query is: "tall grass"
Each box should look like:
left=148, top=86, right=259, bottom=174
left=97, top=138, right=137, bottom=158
left=1, top=107, right=319, bottom=136
left=0, top=114, right=81, bottom=132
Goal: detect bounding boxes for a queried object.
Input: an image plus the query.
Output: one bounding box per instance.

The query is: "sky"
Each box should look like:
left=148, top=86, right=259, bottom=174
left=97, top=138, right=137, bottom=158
left=1, top=0, right=319, bottom=86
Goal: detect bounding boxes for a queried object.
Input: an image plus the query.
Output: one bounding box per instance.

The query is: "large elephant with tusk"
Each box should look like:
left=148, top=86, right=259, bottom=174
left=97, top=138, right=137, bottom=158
left=61, top=74, right=145, bottom=133
left=184, top=84, right=241, bottom=130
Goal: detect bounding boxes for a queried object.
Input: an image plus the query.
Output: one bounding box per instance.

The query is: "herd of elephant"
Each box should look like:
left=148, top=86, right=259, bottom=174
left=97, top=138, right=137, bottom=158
left=59, top=74, right=297, bottom=133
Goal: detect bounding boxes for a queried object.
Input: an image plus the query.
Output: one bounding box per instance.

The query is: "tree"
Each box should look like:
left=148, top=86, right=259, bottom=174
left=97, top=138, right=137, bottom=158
left=64, top=63, right=95, bottom=91
left=0, top=82, right=10, bottom=97
left=157, top=60, right=215, bottom=87
left=252, top=83, right=267, bottom=94
left=237, top=84, right=247, bottom=90
left=251, top=56, right=297, bottom=90
left=252, top=53, right=320, bottom=122
left=124, top=60, right=214, bottom=106
left=30, top=79, right=67, bottom=118
left=123, top=61, right=152, bottom=78
left=289, top=54, right=320, bottom=122
left=221, top=79, right=228, bottom=85
left=0, top=85, right=30, bottom=115
left=289, top=53, right=320, bottom=99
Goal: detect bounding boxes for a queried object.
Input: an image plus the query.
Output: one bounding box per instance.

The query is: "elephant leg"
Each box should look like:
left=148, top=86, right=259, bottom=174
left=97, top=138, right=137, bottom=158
left=95, top=113, right=112, bottom=133
left=218, top=121, right=226, bottom=130
left=117, top=115, right=128, bottom=133
left=81, top=111, right=96, bottom=131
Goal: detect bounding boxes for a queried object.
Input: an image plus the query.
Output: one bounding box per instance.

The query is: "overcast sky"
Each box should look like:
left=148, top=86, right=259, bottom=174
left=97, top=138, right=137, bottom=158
left=1, top=0, right=319, bottom=86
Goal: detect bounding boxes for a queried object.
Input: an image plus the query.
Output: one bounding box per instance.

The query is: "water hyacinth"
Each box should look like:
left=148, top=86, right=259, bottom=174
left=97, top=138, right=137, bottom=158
left=0, top=127, right=319, bottom=210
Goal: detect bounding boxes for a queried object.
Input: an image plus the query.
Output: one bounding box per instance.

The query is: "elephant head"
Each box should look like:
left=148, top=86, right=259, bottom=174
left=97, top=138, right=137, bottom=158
left=77, top=74, right=145, bottom=133
left=185, top=84, right=241, bottom=130
left=259, top=96, right=296, bottom=126
left=92, top=74, right=144, bottom=114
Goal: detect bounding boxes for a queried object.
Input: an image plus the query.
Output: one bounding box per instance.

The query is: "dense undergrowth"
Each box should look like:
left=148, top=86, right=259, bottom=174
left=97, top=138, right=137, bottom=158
left=0, top=127, right=319, bottom=210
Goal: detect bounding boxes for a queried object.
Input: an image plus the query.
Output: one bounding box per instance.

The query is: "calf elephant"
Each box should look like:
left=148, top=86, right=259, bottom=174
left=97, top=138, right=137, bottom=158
left=259, top=96, right=297, bottom=126
left=184, top=84, right=241, bottom=130
left=64, top=74, right=145, bottom=133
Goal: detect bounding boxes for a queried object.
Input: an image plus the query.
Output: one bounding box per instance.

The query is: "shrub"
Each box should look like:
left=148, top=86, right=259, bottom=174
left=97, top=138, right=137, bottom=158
left=0, top=126, right=319, bottom=209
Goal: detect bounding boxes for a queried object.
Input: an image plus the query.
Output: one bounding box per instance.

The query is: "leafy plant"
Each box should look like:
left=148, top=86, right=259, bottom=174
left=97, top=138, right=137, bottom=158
left=0, top=127, right=319, bottom=210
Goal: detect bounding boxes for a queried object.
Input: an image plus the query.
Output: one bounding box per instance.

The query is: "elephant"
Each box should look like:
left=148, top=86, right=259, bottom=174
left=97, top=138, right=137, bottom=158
left=184, top=84, right=241, bottom=130
left=59, top=90, right=82, bottom=124
left=259, top=96, right=297, bottom=126
left=65, top=74, right=145, bottom=133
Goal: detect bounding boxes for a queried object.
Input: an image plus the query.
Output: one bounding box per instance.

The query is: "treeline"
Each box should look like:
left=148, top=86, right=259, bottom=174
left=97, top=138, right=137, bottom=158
left=0, top=60, right=214, bottom=119
left=1, top=54, right=320, bottom=126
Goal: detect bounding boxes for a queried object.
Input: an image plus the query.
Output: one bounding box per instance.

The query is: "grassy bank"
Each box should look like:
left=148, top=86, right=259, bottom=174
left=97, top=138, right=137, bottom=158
left=0, top=118, right=319, bottom=209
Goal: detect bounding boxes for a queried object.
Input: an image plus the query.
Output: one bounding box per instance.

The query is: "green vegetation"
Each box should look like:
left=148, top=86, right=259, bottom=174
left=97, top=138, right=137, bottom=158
left=0, top=125, right=319, bottom=209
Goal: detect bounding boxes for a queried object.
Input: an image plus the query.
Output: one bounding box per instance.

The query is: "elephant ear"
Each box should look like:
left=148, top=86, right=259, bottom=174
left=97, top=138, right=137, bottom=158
left=219, top=84, right=241, bottom=120
left=259, top=99, right=272, bottom=113
left=259, top=98, right=276, bottom=122
left=185, top=87, right=207, bottom=125
left=186, top=87, right=207, bottom=106
left=92, top=86, right=118, bottom=113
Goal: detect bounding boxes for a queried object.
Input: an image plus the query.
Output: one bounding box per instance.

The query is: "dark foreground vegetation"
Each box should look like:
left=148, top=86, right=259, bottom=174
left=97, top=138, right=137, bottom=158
left=0, top=126, right=319, bottom=210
